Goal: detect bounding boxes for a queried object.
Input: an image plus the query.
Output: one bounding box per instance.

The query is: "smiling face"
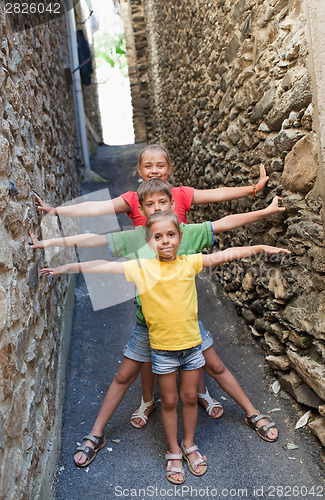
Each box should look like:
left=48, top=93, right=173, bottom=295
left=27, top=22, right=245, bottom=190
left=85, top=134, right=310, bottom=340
left=147, top=218, right=181, bottom=262
left=139, top=192, right=175, bottom=218
left=137, top=150, right=172, bottom=181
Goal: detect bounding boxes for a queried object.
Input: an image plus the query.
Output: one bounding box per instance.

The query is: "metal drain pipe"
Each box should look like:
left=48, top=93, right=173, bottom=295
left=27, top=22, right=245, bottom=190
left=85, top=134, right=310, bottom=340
left=65, top=0, right=90, bottom=170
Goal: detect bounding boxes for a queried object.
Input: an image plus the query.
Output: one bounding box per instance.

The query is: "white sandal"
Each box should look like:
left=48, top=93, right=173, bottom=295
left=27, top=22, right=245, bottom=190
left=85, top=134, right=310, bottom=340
left=165, top=452, right=185, bottom=484
left=180, top=442, right=207, bottom=477
left=130, top=396, right=156, bottom=429
left=197, top=387, right=224, bottom=419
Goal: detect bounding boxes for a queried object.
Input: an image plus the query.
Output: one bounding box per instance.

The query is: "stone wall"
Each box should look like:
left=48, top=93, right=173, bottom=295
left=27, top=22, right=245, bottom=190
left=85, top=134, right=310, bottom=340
left=0, top=7, right=79, bottom=499
left=129, top=0, right=325, bottom=444
left=123, top=0, right=156, bottom=142
left=120, top=0, right=147, bottom=142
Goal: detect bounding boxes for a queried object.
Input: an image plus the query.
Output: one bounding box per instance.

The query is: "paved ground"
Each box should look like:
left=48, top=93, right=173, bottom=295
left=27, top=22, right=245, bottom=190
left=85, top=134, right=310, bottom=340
left=55, top=144, right=324, bottom=500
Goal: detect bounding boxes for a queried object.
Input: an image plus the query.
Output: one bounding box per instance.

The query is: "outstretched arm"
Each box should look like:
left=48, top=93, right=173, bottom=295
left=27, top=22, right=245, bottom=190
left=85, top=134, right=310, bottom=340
left=192, top=164, right=269, bottom=204
left=40, top=260, right=125, bottom=276
left=211, top=196, right=285, bottom=234
left=34, top=192, right=131, bottom=217
left=202, top=245, right=290, bottom=268
left=29, top=230, right=107, bottom=249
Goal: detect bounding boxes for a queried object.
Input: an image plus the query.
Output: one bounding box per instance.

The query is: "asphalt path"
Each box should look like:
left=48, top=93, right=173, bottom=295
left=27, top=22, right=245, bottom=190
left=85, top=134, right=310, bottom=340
left=55, top=144, right=324, bottom=500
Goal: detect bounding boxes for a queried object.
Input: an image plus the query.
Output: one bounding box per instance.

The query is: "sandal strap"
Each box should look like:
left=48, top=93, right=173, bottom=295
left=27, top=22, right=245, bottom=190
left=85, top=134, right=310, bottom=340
left=131, top=397, right=155, bottom=423
left=130, top=413, right=148, bottom=424
left=181, top=444, right=198, bottom=455
left=165, top=452, right=182, bottom=460
left=258, top=422, right=276, bottom=435
left=167, top=465, right=183, bottom=474
left=197, top=388, right=223, bottom=416
left=197, top=388, right=214, bottom=405
left=138, top=396, right=155, bottom=411
left=246, top=413, right=269, bottom=427
left=246, top=414, right=275, bottom=431
left=205, top=401, right=223, bottom=416
left=75, top=445, right=96, bottom=460
left=82, top=434, right=103, bottom=447
left=246, top=414, right=268, bottom=425
left=191, top=455, right=206, bottom=467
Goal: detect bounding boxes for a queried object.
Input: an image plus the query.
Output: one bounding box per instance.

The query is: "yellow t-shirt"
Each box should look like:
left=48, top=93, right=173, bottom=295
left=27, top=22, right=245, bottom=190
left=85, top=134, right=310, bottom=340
left=123, top=254, right=203, bottom=350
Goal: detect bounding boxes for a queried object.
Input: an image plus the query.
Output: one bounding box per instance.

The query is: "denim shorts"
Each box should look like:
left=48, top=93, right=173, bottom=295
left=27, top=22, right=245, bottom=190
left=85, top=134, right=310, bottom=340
left=123, top=319, right=214, bottom=363
left=198, top=319, right=214, bottom=351
left=123, top=322, right=152, bottom=363
left=151, top=344, right=205, bottom=375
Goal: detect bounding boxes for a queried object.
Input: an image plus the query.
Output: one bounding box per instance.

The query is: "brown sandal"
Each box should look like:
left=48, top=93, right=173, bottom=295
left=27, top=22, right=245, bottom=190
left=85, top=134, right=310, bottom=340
left=244, top=414, right=278, bottom=442
left=73, top=433, right=106, bottom=467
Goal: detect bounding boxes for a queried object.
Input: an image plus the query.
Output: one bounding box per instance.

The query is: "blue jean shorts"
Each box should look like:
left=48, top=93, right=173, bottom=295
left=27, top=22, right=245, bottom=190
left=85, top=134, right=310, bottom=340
left=198, top=319, right=214, bottom=351
left=123, top=319, right=214, bottom=363
left=151, top=344, right=205, bottom=375
left=123, top=322, right=152, bottom=363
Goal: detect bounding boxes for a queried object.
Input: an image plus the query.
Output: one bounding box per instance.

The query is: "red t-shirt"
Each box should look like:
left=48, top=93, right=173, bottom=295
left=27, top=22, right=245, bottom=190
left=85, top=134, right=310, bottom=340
left=121, top=186, right=195, bottom=227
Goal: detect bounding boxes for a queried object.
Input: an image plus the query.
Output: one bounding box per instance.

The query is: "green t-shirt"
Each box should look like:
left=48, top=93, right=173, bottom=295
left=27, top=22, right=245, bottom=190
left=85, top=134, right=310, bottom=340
left=107, top=222, right=213, bottom=325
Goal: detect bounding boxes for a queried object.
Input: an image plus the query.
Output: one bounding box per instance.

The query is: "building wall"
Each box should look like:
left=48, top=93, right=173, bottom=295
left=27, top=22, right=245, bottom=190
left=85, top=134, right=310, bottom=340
left=123, top=0, right=156, bottom=142
left=129, top=0, right=325, bottom=444
left=0, top=7, right=80, bottom=498
left=120, top=0, right=147, bottom=142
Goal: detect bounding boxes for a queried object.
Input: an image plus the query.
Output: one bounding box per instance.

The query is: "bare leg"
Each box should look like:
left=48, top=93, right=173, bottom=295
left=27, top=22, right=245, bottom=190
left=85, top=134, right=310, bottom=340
left=197, top=369, right=208, bottom=394
left=157, top=371, right=183, bottom=482
left=180, top=369, right=200, bottom=446
left=179, top=369, right=206, bottom=475
left=131, top=362, right=156, bottom=427
left=203, top=346, right=278, bottom=440
left=74, top=356, right=143, bottom=465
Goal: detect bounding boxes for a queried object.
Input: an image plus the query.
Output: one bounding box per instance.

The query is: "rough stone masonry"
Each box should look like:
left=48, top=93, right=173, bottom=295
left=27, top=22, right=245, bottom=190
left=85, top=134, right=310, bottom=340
left=0, top=7, right=80, bottom=499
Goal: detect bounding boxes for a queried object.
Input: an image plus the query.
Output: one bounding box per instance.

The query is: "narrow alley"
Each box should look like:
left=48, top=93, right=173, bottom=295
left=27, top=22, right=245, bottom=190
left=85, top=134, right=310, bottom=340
left=1, top=2, right=325, bottom=498
left=55, top=144, right=324, bottom=500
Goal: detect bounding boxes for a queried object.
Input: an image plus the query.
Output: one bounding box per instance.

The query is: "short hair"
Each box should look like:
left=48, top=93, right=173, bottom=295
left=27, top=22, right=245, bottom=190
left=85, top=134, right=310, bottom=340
left=138, top=144, right=171, bottom=166
left=137, top=179, right=172, bottom=206
left=145, top=211, right=181, bottom=240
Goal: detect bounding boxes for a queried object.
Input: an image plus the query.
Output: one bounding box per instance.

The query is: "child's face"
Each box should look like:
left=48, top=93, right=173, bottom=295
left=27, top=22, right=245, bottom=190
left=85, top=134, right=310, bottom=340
left=139, top=192, right=175, bottom=218
left=137, top=151, right=172, bottom=181
left=147, top=219, right=181, bottom=262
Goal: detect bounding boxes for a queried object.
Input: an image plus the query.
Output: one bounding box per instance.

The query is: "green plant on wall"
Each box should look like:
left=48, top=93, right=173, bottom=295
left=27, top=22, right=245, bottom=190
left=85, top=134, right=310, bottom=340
left=94, top=32, right=128, bottom=77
